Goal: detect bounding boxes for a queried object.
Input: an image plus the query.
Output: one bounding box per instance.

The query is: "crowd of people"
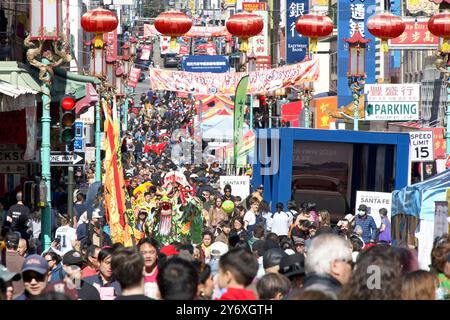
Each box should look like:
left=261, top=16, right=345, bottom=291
left=0, top=90, right=449, bottom=300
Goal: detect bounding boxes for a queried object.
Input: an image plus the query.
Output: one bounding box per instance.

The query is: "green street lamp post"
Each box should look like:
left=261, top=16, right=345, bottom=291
left=26, top=0, right=72, bottom=250
left=344, top=26, right=370, bottom=131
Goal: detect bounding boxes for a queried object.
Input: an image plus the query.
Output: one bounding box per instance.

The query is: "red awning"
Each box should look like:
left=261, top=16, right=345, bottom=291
left=75, top=83, right=99, bottom=114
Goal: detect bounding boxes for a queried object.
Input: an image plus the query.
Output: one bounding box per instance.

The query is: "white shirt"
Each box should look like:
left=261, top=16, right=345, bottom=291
left=55, top=225, right=77, bottom=254
left=32, top=220, right=41, bottom=239
left=243, top=210, right=256, bottom=227
left=262, top=211, right=273, bottom=231
left=271, top=211, right=293, bottom=236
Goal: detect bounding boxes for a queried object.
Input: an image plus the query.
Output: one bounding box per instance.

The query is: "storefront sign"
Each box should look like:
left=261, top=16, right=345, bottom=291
left=365, top=84, right=420, bottom=121
left=389, top=20, right=439, bottom=49
left=286, top=0, right=309, bottom=64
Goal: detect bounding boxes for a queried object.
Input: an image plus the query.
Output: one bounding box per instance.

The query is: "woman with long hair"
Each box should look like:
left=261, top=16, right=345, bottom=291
left=340, top=244, right=402, bottom=300
left=208, top=197, right=226, bottom=230
left=401, top=270, right=437, bottom=300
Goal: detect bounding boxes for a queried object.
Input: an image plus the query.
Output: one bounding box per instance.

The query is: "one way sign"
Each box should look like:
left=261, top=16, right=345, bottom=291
left=50, top=152, right=85, bottom=166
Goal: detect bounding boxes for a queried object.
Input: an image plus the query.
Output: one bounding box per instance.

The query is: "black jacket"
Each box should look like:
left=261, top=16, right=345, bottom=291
left=302, top=273, right=342, bottom=299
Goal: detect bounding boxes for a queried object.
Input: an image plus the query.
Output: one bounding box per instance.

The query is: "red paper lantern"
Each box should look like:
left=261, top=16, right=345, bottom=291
left=154, top=11, right=192, bottom=49
left=428, top=11, right=450, bottom=52
left=295, top=14, right=333, bottom=53
left=81, top=7, right=118, bottom=48
left=226, top=13, right=264, bottom=52
left=367, top=12, right=405, bottom=52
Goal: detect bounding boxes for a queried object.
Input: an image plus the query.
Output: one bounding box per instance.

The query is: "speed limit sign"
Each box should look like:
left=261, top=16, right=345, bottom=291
left=409, top=131, right=434, bottom=162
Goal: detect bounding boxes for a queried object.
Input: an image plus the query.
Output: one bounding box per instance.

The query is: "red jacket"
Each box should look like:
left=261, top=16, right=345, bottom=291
left=217, top=288, right=256, bottom=300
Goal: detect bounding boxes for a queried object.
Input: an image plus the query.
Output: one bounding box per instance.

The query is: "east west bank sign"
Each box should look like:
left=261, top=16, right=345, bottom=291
left=365, top=84, right=421, bottom=121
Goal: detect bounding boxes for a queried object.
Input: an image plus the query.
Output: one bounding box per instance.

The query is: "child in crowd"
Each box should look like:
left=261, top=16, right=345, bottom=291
left=216, top=248, right=258, bottom=300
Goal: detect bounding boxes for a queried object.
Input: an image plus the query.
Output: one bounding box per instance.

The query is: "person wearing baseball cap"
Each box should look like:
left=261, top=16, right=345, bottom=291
left=15, top=254, right=49, bottom=300
left=0, top=265, right=21, bottom=300
left=45, top=250, right=100, bottom=300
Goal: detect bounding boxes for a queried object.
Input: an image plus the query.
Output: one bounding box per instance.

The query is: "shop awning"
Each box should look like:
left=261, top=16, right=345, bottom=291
left=0, top=61, right=41, bottom=112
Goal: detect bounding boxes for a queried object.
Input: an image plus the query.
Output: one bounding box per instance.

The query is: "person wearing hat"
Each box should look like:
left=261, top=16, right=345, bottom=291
left=0, top=265, right=21, bottom=300
left=278, top=253, right=306, bottom=289
left=222, top=184, right=235, bottom=202
left=354, top=204, right=377, bottom=244
left=1, top=232, right=24, bottom=298
left=293, top=238, right=306, bottom=255
left=15, top=254, right=49, bottom=300
left=45, top=250, right=100, bottom=300
left=263, top=248, right=288, bottom=274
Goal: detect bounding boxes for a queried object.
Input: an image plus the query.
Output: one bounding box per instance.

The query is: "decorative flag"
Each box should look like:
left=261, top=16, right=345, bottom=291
left=234, top=75, right=249, bottom=168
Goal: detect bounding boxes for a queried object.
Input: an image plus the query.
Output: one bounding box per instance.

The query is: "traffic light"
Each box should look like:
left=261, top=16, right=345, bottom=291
left=60, top=96, right=76, bottom=144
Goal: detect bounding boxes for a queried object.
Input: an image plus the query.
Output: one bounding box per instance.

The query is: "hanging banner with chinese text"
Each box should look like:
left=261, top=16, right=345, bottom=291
left=104, top=28, right=118, bottom=60
left=144, top=24, right=230, bottom=38
left=128, top=68, right=141, bottom=88
left=389, top=20, right=439, bottom=49
left=286, top=0, right=309, bottom=64
left=249, top=10, right=269, bottom=56
left=140, top=45, right=151, bottom=60
left=337, top=0, right=376, bottom=109
left=149, top=59, right=319, bottom=95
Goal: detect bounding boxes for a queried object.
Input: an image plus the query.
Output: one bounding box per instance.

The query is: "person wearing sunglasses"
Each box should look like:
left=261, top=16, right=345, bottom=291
left=15, top=254, right=49, bottom=300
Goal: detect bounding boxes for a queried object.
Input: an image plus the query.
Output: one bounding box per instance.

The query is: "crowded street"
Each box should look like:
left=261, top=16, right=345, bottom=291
left=0, top=0, right=449, bottom=305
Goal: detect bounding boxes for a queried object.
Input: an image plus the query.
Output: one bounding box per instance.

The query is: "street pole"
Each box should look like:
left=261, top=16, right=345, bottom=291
left=250, top=95, right=253, bottom=130
left=67, top=166, right=74, bottom=221
left=40, top=58, right=52, bottom=251
left=304, top=95, right=310, bottom=128
left=124, top=92, right=129, bottom=133
left=353, top=92, right=359, bottom=131
left=95, top=100, right=101, bottom=182
left=447, top=65, right=450, bottom=158
left=269, top=99, right=272, bottom=128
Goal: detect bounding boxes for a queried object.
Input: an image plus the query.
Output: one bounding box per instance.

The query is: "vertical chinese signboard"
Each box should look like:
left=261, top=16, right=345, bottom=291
left=389, top=20, right=439, bottom=49
left=104, top=28, right=118, bottom=60
left=286, top=0, right=309, bottom=64
left=243, top=2, right=269, bottom=56
left=128, top=67, right=141, bottom=89
left=337, top=0, right=376, bottom=109
left=314, top=96, right=338, bottom=129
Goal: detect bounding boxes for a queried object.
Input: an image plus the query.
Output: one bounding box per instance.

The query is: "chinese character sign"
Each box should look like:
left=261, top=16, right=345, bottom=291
left=365, top=84, right=421, bottom=121
left=128, top=68, right=141, bottom=88
left=250, top=10, right=269, bottom=56
left=389, top=21, right=439, bottom=48
left=104, top=28, right=118, bottom=60
left=286, top=0, right=309, bottom=64
left=337, top=0, right=376, bottom=109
